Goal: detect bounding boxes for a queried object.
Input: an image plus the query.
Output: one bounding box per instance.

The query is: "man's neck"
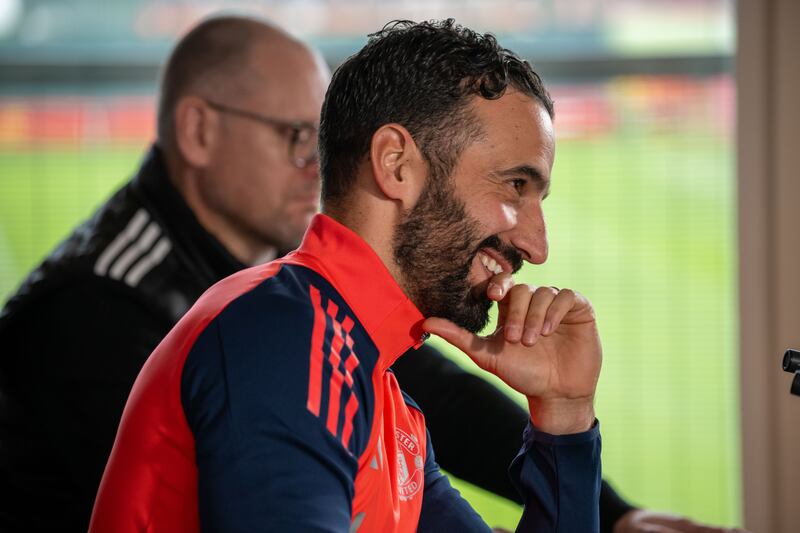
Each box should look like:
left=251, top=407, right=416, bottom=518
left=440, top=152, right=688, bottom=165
left=322, top=200, right=406, bottom=297
left=164, top=152, right=276, bottom=266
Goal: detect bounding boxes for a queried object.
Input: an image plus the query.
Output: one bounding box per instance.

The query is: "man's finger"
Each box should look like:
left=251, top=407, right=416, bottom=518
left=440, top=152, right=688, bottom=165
left=500, top=284, right=534, bottom=343
left=423, top=317, right=492, bottom=371
left=541, top=288, right=576, bottom=336
left=521, top=286, right=558, bottom=345
left=487, top=271, right=514, bottom=301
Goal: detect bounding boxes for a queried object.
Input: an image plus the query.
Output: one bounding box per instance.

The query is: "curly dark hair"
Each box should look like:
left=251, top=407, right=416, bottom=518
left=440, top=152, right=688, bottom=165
left=319, top=19, right=554, bottom=204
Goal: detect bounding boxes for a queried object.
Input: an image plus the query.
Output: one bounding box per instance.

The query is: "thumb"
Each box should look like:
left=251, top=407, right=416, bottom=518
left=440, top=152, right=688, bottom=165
left=423, top=317, right=491, bottom=371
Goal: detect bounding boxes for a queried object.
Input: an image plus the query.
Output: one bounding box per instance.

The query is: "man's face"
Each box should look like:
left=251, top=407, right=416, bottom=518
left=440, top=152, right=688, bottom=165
left=394, top=91, right=555, bottom=332
left=202, top=42, right=329, bottom=257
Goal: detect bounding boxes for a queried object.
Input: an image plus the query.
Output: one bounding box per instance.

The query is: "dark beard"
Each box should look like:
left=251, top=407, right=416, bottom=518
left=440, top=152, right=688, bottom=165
left=392, top=178, right=523, bottom=333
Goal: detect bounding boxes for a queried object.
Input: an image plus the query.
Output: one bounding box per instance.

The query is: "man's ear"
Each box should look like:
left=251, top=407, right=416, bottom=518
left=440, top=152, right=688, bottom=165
left=173, top=96, right=219, bottom=168
left=369, top=124, right=427, bottom=209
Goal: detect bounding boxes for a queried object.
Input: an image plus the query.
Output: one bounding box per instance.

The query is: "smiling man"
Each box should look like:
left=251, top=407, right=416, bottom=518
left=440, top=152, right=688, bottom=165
left=389, top=91, right=549, bottom=336
left=91, top=19, right=602, bottom=532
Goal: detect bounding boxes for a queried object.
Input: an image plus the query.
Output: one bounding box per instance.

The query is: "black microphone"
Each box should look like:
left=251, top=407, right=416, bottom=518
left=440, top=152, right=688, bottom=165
left=781, top=349, right=800, bottom=396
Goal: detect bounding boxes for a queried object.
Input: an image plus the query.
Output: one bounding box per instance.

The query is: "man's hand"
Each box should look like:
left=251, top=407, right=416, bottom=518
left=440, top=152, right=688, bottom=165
left=614, top=509, right=751, bottom=533
left=423, top=274, right=602, bottom=434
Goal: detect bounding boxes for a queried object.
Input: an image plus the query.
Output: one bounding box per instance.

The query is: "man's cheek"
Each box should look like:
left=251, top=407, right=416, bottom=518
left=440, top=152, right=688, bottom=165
left=499, top=203, right=518, bottom=228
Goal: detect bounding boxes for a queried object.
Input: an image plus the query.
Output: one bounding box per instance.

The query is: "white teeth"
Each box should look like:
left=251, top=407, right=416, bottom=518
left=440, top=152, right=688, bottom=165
left=479, top=252, right=504, bottom=275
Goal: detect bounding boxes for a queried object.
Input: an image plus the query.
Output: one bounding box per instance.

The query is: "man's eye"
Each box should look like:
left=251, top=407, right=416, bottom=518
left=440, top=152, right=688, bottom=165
left=511, top=179, right=526, bottom=192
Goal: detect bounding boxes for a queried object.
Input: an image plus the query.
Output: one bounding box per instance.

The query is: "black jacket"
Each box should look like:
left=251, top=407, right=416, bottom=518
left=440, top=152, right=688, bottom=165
left=0, top=146, right=633, bottom=531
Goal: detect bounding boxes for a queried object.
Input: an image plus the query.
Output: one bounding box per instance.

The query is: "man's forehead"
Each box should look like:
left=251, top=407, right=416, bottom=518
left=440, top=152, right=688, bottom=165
left=247, top=38, right=317, bottom=83
left=473, top=90, right=552, bottom=130
left=241, top=42, right=327, bottom=117
left=469, top=91, right=555, bottom=168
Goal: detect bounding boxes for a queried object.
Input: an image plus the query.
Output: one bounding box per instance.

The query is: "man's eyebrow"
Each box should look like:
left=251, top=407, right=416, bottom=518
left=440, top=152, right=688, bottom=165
left=497, top=165, right=551, bottom=193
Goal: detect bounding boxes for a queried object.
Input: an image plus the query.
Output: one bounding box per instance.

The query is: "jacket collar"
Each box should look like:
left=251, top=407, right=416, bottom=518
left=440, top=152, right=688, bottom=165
left=132, top=145, right=245, bottom=285
left=288, top=214, right=427, bottom=372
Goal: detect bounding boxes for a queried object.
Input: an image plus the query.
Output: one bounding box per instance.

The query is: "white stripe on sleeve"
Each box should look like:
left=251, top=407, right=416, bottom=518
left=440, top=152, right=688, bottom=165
left=108, top=221, right=161, bottom=280
left=94, top=209, right=150, bottom=276
left=123, top=236, right=172, bottom=287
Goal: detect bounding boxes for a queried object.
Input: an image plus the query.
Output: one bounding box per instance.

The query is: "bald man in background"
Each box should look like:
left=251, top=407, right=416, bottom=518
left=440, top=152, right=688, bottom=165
left=0, top=15, right=742, bottom=533
left=0, top=17, right=326, bottom=531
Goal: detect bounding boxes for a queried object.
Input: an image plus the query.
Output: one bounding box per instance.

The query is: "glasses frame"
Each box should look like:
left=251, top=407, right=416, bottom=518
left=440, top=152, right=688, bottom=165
left=204, top=99, right=318, bottom=169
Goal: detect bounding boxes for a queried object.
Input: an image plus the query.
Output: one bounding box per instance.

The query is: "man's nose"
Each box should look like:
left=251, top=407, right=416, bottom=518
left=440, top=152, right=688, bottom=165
left=509, top=203, right=548, bottom=265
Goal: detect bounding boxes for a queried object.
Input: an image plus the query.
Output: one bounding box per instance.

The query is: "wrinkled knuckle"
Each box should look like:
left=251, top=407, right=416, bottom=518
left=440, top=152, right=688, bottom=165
left=509, top=284, right=532, bottom=297
left=534, top=285, right=556, bottom=297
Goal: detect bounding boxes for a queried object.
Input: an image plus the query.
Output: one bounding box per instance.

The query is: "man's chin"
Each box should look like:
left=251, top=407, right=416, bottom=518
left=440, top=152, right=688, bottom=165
left=469, top=277, right=492, bottom=301
left=444, top=297, right=492, bottom=334
left=277, top=223, right=310, bottom=252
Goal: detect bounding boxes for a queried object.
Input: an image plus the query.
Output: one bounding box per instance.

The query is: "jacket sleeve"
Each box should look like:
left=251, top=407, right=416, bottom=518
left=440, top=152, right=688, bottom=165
left=417, top=421, right=602, bottom=532
left=510, top=421, right=602, bottom=531
left=393, top=343, right=631, bottom=531
left=4, top=280, right=171, bottom=529
left=181, top=285, right=372, bottom=532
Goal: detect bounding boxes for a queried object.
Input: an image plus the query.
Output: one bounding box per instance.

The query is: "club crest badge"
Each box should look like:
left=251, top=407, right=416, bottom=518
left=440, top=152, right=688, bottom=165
left=395, top=428, right=424, bottom=501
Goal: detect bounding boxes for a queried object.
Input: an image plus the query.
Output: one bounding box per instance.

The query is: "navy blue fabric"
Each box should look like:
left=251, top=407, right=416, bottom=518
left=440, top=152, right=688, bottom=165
left=511, top=421, right=602, bottom=532
left=415, top=393, right=601, bottom=533
left=181, top=265, right=377, bottom=532
left=180, top=263, right=602, bottom=531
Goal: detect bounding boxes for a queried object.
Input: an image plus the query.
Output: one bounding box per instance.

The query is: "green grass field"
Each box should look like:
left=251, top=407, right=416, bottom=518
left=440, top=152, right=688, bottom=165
left=0, top=131, right=740, bottom=528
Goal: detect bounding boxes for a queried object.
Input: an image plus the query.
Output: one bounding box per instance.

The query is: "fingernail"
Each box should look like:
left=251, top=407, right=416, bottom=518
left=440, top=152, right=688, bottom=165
left=523, top=328, right=538, bottom=345
left=505, top=325, right=522, bottom=342
left=542, top=321, right=552, bottom=335
left=488, top=283, right=502, bottom=299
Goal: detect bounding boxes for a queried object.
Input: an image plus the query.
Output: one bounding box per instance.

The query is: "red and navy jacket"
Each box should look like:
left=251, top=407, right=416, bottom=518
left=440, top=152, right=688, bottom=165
left=89, top=214, right=602, bottom=532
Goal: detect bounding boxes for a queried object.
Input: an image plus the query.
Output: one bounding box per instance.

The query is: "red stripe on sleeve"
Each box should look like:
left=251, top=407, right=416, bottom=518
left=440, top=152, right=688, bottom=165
left=306, top=285, right=326, bottom=416
left=339, top=315, right=360, bottom=446
left=340, top=393, right=360, bottom=449
left=325, top=299, right=340, bottom=321
left=341, top=316, right=354, bottom=334
left=343, top=351, right=359, bottom=388
left=326, top=302, right=346, bottom=437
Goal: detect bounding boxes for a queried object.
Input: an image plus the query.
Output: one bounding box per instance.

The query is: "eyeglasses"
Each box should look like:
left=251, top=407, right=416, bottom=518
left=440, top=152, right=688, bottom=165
left=205, top=99, right=319, bottom=169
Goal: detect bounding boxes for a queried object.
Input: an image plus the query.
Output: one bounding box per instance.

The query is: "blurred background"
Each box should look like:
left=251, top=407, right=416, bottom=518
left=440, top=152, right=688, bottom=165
left=0, top=0, right=739, bottom=529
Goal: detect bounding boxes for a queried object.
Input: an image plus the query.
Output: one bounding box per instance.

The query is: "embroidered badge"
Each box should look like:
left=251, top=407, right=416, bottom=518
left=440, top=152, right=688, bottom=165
left=395, top=428, right=424, bottom=501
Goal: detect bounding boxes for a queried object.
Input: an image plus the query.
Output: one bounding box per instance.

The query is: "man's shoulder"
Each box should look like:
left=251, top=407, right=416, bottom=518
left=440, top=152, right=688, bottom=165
left=45, top=180, right=144, bottom=275
left=88, top=198, right=202, bottom=320
left=181, top=261, right=380, bottom=457
left=1, top=180, right=202, bottom=328
left=0, top=182, right=138, bottom=323
left=173, top=262, right=328, bottom=368
left=203, top=262, right=360, bottom=343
